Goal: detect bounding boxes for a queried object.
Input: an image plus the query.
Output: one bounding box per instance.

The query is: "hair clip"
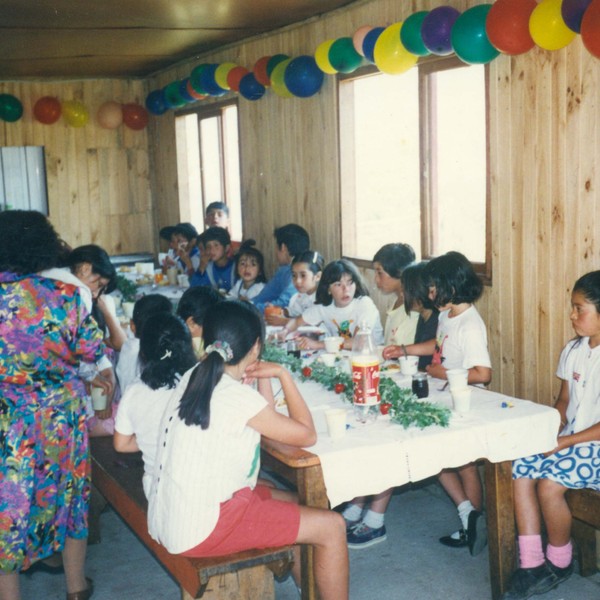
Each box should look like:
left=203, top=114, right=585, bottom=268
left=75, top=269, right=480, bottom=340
left=160, top=349, right=172, bottom=361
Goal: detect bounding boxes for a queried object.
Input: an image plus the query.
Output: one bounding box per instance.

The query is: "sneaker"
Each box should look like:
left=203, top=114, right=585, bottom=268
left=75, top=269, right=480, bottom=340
left=346, top=522, right=387, bottom=549
left=439, top=529, right=468, bottom=548
left=467, top=510, right=488, bottom=556
left=500, top=563, right=559, bottom=600
left=343, top=516, right=361, bottom=535
left=547, top=560, right=574, bottom=586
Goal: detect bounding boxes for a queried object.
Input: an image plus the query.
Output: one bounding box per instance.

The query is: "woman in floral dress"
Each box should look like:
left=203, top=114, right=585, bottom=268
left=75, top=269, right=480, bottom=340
left=0, top=210, right=105, bottom=600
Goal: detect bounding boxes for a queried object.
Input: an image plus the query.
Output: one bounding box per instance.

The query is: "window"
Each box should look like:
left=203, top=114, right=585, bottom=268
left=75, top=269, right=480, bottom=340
left=175, top=101, right=242, bottom=240
left=339, top=57, right=489, bottom=279
left=0, top=146, right=48, bottom=214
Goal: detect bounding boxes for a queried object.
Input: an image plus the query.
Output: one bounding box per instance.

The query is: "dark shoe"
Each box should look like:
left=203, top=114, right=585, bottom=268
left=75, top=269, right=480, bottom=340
left=347, top=522, right=387, bottom=549
left=24, top=556, right=65, bottom=576
left=439, top=528, right=468, bottom=548
left=343, top=516, right=361, bottom=535
left=66, top=577, right=94, bottom=600
left=547, top=560, right=574, bottom=586
left=500, top=564, right=558, bottom=599
left=467, top=510, right=488, bottom=556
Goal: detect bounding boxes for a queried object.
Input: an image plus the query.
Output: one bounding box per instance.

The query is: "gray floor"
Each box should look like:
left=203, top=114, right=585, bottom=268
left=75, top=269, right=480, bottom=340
left=20, top=480, right=600, bottom=600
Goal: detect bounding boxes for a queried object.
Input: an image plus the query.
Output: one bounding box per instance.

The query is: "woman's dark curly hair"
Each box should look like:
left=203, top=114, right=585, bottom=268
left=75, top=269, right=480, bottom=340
left=0, top=210, right=63, bottom=274
left=66, top=244, right=118, bottom=294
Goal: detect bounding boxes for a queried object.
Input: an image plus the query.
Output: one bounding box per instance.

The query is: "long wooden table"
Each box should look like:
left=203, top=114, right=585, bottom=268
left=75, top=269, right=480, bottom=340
left=261, top=376, right=559, bottom=600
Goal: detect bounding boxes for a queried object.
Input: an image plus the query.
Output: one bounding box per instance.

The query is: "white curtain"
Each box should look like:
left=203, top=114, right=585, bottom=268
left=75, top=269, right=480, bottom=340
left=0, top=146, right=48, bottom=214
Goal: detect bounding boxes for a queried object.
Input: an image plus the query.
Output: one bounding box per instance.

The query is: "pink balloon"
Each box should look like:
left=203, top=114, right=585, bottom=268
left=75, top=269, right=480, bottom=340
left=352, top=25, right=373, bottom=56
left=96, top=101, right=123, bottom=129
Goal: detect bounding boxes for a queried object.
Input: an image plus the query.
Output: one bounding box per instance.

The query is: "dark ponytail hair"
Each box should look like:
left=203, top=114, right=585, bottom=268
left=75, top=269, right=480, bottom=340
left=139, top=312, right=197, bottom=390
left=424, top=251, right=482, bottom=308
left=292, top=250, right=325, bottom=275
left=402, top=262, right=435, bottom=315
left=178, top=300, right=264, bottom=429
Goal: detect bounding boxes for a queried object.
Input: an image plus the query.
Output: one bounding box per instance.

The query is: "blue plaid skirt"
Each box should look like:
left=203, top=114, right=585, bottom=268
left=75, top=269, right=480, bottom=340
left=512, top=443, right=600, bottom=490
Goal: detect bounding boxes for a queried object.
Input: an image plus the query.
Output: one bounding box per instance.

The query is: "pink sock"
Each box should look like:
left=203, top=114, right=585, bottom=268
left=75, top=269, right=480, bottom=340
left=546, top=542, right=573, bottom=569
left=518, top=535, right=545, bottom=569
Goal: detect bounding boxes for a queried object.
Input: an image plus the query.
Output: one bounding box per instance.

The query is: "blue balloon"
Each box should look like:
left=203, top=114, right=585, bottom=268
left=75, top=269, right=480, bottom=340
left=362, top=27, right=385, bottom=63
left=197, top=64, right=227, bottom=97
left=145, top=89, right=168, bottom=115
left=238, top=73, right=266, bottom=101
left=178, top=79, right=195, bottom=103
left=284, top=56, right=324, bottom=98
left=421, top=6, right=461, bottom=56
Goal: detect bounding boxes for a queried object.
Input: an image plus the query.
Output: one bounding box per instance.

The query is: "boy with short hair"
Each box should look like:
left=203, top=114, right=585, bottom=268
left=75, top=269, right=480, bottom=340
left=205, top=201, right=230, bottom=230
left=253, top=223, right=310, bottom=312
left=190, top=226, right=236, bottom=292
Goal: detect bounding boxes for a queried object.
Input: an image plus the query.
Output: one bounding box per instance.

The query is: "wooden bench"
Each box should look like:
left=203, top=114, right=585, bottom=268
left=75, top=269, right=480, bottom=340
left=89, top=437, right=294, bottom=599
left=566, top=488, right=600, bottom=577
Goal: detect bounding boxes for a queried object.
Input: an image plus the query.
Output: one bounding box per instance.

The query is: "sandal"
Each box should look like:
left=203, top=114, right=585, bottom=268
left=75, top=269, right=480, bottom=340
left=66, top=577, right=94, bottom=600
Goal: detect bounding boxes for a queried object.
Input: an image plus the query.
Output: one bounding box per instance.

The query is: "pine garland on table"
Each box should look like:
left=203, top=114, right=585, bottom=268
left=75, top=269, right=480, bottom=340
left=262, top=343, right=450, bottom=430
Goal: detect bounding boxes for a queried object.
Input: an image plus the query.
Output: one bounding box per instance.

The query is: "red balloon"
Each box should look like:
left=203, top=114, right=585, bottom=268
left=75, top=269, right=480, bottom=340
left=581, top=0, right=600, bottom=58
left=485, top=0, right=537, bottom=55
left=121, top=103, right=149, bottom=130
left=253, top=56, right=272, bottom=86
left=227, top=66, right=250, bottom=92
left=186, top=80, right=207, bottom=100
left=33, top=96, right=61, bottom=124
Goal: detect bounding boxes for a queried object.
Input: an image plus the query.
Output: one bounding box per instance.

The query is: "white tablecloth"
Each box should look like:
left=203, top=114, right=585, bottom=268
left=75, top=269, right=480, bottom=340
left=282, top=377, right=560, bottom=508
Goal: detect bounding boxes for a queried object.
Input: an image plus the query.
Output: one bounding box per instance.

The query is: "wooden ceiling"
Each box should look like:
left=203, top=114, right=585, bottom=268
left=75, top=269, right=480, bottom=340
left=0, top=0, right=357, bottom=80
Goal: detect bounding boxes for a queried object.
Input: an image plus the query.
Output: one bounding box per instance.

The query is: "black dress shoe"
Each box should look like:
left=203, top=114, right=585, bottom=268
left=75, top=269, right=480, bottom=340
left=24, top=558, right=65, bottom=576
left=439, top=528, right=468, bottom=548
left=467, top=510, right=488, bottom=556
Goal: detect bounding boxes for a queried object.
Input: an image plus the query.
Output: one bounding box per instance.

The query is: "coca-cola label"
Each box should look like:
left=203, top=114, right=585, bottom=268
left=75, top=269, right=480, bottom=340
left=351, top=357, right=380, bottom=406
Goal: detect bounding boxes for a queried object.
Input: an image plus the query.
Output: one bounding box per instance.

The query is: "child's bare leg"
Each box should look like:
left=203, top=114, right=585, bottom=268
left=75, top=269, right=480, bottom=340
left=457, top=464, right=483, bottom=510
left=368, top=488, right=393, bottom=514
left=538, top=479, right=571, bottom=546
left=514, top=478, right=542, bottom=535
left=0, top=573, right=19, bottom=600
left=438, top=471, right=467, bottom=506
left=295, top=506, right=348, bottom=600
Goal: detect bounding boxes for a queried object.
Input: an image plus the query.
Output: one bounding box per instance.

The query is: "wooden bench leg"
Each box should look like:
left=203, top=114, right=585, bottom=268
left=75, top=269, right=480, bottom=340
left=572, top=517, right=598, bottom=577
left=180, top=565, right=274, bottom=600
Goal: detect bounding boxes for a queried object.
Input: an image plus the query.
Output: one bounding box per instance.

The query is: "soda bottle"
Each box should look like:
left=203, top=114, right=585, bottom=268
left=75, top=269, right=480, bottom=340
left=351, top=321, right=380, bottom=423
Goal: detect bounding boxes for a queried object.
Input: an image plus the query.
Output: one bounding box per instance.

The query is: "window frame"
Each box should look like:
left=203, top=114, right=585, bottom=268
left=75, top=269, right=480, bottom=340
left=338, top=56, right=491, bottom=284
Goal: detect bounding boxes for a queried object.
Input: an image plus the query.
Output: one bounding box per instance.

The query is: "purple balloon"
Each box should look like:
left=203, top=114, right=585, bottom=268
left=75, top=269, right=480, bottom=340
left=561, top=0, right=593, bottom=33
left=421, top=6, right=461, bottom=55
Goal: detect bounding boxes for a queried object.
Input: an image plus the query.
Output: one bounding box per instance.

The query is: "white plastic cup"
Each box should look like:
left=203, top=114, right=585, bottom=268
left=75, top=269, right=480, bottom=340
left=324, top=336, right=344, bottom=353
left=452, top=387, right=472, bottom=413
left=399, top=355, right=419, bottom=375
left=91, top=387, right=108, bottom=411
left=167, top=266, right=178, bottom=286
left=446, top=368, right=469, bottom=391
left=122, top=301, right=135, bottom=320
left=325, top=408, right=347, bottom=440
left=321, top=353, right=337, bottom=367
left=177, top=274, right=189, bottom=288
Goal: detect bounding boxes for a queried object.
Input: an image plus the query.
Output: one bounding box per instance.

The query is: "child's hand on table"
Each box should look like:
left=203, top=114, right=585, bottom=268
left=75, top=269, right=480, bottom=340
left=296, top=336, right=323, bottom=351
left=382, top=345, right=403, bottom=360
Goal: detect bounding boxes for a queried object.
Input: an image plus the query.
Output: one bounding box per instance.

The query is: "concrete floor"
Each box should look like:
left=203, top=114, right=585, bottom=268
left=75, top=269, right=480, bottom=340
left=20, top=479, right=600, bottom=600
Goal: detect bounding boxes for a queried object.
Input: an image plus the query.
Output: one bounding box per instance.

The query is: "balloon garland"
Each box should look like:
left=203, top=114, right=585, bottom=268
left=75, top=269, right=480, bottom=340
left=1, top=0, right=600, bottom=126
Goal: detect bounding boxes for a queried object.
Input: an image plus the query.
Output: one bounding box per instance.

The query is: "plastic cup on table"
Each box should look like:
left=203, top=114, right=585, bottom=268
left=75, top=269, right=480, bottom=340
left=452, top=387, right=472, bottom=413
left=325, top=408, right=347, bottom=440
left=446, top=368, right=469, bottom=391
left=321, top=353, right=337, bottom=367
left=324, top=336, right=344, bottom=353
left=122, top=301, right=135, bottom=320
left=166, top=266, right=178, bottom=286
left=399, top=355, right=419, bottom=375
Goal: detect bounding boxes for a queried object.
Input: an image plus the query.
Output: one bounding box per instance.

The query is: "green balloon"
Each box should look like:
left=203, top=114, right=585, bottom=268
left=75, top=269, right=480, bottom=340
left=400, top=11, right=431, bottom=57
left=189, top=64, right=211, bottom=95
left=328, top=37, right=363, bottom=73
left=451, top=4, right=500, bottom=65
left=0, top=94, right=23, bottom=122
left=163, top=81, right=186, bottom=108
left=266, top=54, right=290, bottom=78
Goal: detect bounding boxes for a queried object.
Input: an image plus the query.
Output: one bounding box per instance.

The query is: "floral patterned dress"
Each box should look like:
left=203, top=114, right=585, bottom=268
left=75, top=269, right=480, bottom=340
left=0, top=272, right=105, bottom=573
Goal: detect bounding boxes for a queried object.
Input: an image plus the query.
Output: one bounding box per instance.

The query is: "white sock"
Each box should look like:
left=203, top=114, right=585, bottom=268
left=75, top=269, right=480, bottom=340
left=457, top=500, right=475, bottom=530
left=342, top=503, right=363, bottom=522
left=363, top=509, right=385, bottom=529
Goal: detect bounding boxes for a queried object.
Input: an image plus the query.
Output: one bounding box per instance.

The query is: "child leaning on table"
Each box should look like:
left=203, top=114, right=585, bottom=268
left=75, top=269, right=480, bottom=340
left=147, top=301, right=349, bottom=600
left=384, top=251, right=491, bottom=556
left=282, top=258, right=384, bottom=351
left=114, top=312, right=198, bottom=498
left=500, top=270, right=600, bottom=600
left=190, top=227, right=236, bottom=292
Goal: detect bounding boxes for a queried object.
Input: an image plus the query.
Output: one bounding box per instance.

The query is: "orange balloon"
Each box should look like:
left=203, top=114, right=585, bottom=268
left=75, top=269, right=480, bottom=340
left=227, top=66, right=250, bottom=92
left=33, top=96, right=61, bottom=124
left=581, top=0, right=600, bottom=58
left=253, top=56, right=272, bottom=86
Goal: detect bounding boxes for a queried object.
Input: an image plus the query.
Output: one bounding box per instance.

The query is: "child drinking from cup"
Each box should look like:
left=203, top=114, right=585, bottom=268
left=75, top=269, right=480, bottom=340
left=384, top=251, right=492, bottom=556
left=265, top=250, right=324, bottom=327
left=500, top=270, right=600, bottom=600
left=283, top=259, right=383, bottom=350
left=227, top=240, right=267, bottom=301
left=148, top=301, right=349, bottom=600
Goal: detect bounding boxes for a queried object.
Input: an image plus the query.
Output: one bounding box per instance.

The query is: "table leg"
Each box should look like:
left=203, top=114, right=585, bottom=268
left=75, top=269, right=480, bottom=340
left=484, top=460, right=516, bottom=600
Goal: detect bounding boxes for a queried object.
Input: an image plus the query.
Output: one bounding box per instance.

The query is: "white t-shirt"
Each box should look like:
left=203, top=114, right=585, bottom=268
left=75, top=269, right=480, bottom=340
left=302, top=296, right=384, bottom=345
left=114, top=380, right=175, bottom=498
left=227, top=279, right=265, bottom=301
left=432, top=306, right=491, bottom=370
left=148, top=370, right=267, bottom=553
left=384, top=304, right=420, bottom=345
left=287, top=291, right=316, bottom=318
left=557, top=337, right=600, bottom=435
left=116, top=337, right=141, bottom=393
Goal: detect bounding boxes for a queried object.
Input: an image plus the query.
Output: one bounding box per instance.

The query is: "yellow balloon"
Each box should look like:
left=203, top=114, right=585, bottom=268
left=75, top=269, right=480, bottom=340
left=373, top=22, right=418, bottom=75
left=62, top=100, right=89, bottom=127
left=215, top=62, right=238, bottom=90
left=270, top=58, right=293, bottom=98
left=529, top=0, right=576, bottom=51
left=314, top=39, right=337, bottom=74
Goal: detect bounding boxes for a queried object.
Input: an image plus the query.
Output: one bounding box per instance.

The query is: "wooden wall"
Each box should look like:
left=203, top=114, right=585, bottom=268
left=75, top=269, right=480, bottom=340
left=147, top=0, right=600, bottom=405
left=1, top=0, right=598, bottom=406
left=0, top=79, right=154, bottom=255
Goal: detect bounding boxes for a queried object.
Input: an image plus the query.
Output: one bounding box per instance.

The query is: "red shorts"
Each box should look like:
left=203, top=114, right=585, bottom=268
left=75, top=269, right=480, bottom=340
left=181, top=485, right=300, bottom=558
